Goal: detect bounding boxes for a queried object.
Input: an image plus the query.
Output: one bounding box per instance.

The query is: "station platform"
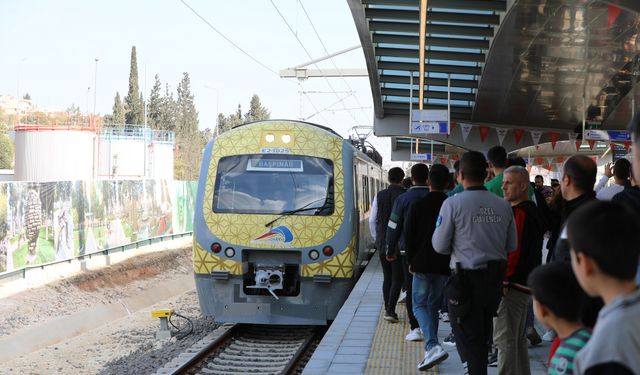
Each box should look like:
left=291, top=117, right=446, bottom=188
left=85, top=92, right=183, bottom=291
left=303, top=254, right=550, bottom=374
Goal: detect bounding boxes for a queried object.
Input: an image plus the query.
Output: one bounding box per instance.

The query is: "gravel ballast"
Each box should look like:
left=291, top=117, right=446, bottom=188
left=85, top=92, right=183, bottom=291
left=0, top=238, right=220, bottom=375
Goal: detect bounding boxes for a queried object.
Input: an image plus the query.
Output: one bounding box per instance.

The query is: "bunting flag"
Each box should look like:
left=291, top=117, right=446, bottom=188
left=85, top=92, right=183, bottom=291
left=549, top=132, right=561, bottom=150
left=608, top=4, right=622, bottom=28
left=450, top=122, right=457, bottom=131
left=544, top=163, right=552, bottom=171
left=568, top=132, right=581, bottom=150
left=530, top=130, right=543, bottom=147
left=460, top=123, right=473, bottom=143
left=624, top=141, right=631, bottom=153
left=556, top=155, right=565, bottom=164
left=610, top=143, right=616, bottom=153
left=513, top=129, right=525, bottom=145
left=449, top=159, right=456, bottom=169
left=535, top=157, right=544, bottom=165
left=588, top=140, right=596, bottom=150
left=439, top=155, right=449, bottom=165
left=496, top=128, right=508, bottom=145
left=451, top=154, right=460, bottom=161
left=479, top=126, right=491, bottom=142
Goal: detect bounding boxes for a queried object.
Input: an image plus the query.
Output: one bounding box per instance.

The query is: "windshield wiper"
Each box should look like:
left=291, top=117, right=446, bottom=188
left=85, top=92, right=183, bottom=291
left=265, top=199, right=327, bottom=227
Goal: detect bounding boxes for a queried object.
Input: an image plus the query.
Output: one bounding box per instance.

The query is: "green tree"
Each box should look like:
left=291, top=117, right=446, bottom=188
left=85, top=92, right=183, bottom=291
left=147, top=74, right=163, bottom=129
left=124, top=46, right=144, bottom=125
left=174, top=72, right=202, bottom=181
left=111, top=92, right=125, bottom=125
left=175, top=72, right=198, bottom=135
left=158, top=83, right=177, bottom=131
left=0, top=133, right=13, bottom=169
left=23, top=93, right=31, bottom=100
left=218, top=104, right=243, bottom=134
left=244, top=94, right=270, bottom=123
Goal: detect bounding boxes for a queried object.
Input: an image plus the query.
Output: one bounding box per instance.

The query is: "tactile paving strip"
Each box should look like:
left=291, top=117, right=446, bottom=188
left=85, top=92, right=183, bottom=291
left=365, top=305, right=439, bottom=375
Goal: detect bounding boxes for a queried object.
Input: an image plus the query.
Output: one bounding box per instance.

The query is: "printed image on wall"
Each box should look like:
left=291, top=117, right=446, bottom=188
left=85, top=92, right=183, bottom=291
left=0, top=180, right=196, bottom=274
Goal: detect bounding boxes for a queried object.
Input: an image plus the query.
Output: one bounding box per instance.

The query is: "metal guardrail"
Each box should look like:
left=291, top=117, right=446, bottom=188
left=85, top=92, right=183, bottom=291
left=0, top=231, right=193, bottom=282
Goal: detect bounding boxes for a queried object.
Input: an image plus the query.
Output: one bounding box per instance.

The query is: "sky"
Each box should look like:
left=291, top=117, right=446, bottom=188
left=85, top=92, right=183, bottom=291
left=0, top=0, right=392, bottom=161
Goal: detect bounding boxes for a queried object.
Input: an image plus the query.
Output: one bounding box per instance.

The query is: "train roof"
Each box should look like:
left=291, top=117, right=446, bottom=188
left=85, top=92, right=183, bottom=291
left=232, top=119, right=342, bottom=138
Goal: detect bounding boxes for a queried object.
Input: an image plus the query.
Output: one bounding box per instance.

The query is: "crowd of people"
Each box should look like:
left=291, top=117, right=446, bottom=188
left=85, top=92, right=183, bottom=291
left=368, top=114, right=640, bottom=374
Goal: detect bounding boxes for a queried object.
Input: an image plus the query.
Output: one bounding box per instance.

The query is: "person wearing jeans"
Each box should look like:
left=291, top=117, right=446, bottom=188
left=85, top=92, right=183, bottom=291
left=404, top=164, right=452, bottom=370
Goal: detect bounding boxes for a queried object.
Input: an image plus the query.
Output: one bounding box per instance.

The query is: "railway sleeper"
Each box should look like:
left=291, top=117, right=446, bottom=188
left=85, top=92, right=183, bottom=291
left=224, top=348, right=295, bottom=357
left=216, top=353, right=292, bottom=363
left=204, top=363, right=285, bottom=373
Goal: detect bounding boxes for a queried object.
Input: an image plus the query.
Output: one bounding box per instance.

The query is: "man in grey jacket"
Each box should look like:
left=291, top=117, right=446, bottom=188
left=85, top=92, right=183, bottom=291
left=432, top=151, right=517, bottom=375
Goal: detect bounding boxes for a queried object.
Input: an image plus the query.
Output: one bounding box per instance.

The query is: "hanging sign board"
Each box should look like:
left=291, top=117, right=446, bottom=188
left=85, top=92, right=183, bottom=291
left=584, top=130, right=631, bottom=141
left=410, top=153, right=432, bottom=161
left=410, top=109, right=450, bottom=135
left=410, top=121, right=449, bottom=135
left=411, top=109, right=447, bottom=122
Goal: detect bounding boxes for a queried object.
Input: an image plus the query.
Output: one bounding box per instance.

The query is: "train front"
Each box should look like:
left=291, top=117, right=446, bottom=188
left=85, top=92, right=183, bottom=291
left=193, top=120, right=357, bottom=325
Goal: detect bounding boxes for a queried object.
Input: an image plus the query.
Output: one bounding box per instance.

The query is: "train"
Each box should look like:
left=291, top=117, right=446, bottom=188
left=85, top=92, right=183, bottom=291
left=193, top=119, right=384, bottom=325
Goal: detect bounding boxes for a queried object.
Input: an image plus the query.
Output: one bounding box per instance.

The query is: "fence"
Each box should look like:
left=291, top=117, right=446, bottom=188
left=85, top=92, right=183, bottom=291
left=0, top=179, right=196, bottom=276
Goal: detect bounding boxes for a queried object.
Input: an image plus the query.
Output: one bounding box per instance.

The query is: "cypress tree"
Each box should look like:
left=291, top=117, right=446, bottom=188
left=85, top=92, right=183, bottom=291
left=244, top=94, right=270, bottom=123
left=147, top=74, right=163, bottom=129
left=112, top=92, right=125, bottom=125
left=124, top=46, right=143, bottom=125
left=175, top=72, right=198, bottom=135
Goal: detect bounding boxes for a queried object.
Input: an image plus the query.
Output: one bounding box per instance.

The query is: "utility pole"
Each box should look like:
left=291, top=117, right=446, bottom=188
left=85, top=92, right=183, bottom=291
left=93, top=58, right=99, bottom=115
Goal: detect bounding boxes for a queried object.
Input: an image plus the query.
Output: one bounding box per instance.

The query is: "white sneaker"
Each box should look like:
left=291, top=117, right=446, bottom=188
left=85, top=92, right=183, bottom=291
left=406, top=327, right=424, bottom=341
left=418, top=344, right=448, bottom=371
left=542, top=329, right=557, bottom=342
left=398, top=290, right=407, bottom=304
left=441, top=312, right=450, bottom=323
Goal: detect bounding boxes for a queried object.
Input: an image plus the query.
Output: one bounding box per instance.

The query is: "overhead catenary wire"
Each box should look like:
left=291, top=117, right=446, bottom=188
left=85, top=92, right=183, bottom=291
left=270, top=0, right=360, bottom=126
left=298, top=0, right=370, bottom=122
left=178, top=0, right=279, bottom=76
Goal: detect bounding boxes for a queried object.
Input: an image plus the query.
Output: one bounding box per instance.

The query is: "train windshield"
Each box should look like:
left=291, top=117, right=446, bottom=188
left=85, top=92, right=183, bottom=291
left=213, top=155, right=334, bottom=215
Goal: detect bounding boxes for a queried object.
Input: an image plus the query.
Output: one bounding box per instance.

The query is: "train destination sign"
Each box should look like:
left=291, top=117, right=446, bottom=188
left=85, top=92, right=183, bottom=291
left=246, top=159, right=304, bottom=172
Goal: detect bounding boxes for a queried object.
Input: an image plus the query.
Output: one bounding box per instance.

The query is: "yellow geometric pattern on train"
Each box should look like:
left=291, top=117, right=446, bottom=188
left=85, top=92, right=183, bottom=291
left=202, top=121, right=345, bottom=249
left=301, top=235, right=357, bottom=278
left=193, top=242, right=242, bottom=275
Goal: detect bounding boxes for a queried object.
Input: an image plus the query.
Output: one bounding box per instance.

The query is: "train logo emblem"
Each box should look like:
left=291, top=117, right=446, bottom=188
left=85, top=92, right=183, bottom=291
left=252, top=226, right=294, bottom=247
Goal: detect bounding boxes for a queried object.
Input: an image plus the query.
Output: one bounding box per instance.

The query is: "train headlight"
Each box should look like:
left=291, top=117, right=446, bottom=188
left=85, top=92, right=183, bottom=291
left=265, top=133, right=275, bottom=143
left=211, top=243, right=222, bottom=253
left=281, top=134, right=291, bottom=144
left=322, top=246, right=334, bottom=257
left=309, top=249, right=319, bottom=260
left=224, top=247, right=236, bottom=258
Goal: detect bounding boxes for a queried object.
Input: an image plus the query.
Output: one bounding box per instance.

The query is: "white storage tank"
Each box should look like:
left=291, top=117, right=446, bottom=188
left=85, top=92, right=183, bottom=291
left=14, top=125, right=95, bottom=182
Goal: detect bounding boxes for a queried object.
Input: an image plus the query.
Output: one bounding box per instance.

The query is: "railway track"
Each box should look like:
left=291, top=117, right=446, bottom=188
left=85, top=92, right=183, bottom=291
left=155, top=324, right=324, bottom=375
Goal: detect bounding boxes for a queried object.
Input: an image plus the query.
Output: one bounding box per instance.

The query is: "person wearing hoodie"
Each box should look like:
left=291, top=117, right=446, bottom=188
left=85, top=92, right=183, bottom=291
left=493, top=166, right=545, bottom=375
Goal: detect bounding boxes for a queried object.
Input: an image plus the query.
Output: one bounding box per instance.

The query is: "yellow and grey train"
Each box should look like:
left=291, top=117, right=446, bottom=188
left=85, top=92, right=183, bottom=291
left=193, top=120, right=383, bottom=325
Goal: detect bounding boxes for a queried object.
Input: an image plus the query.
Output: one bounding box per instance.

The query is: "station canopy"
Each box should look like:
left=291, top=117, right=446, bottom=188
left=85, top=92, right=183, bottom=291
left=348, top=0, right=640, bottom=161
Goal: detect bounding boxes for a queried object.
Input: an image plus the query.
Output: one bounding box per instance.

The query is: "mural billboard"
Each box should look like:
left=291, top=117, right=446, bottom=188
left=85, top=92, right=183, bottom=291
left=0, top=180, right=196, bottom=274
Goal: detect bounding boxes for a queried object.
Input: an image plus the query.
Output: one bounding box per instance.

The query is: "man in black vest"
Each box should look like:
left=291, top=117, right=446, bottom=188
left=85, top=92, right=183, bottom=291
left=369, top=167, right=405, bottom=322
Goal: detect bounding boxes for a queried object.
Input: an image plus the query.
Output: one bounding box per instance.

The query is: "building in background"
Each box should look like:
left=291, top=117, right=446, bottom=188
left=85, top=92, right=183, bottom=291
left=12, top=124, right=174, bottom=182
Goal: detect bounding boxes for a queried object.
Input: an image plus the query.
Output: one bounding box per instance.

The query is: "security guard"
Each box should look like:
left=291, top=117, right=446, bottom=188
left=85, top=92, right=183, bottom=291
left=432, top=151, right=517, bottom=375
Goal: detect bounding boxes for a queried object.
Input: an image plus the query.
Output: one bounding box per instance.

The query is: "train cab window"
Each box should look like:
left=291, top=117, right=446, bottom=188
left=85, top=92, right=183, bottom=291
left=213, top=154, right=334, bottom=215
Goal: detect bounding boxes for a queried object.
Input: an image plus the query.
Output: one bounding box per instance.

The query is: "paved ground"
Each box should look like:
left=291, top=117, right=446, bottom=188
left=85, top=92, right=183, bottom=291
left=304, top=255, right=550, bottom=374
